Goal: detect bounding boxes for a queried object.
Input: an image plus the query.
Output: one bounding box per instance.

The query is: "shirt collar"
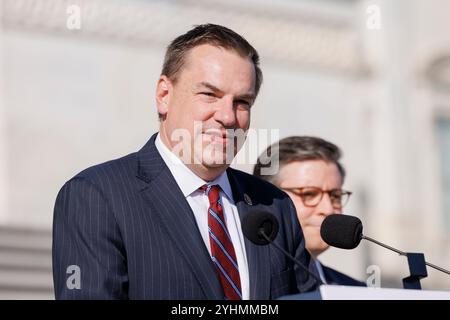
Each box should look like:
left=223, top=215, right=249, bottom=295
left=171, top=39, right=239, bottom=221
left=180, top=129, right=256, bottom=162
left=155, top=133, right=233, bottom=201
left=209, top=169, right=234, bottom=202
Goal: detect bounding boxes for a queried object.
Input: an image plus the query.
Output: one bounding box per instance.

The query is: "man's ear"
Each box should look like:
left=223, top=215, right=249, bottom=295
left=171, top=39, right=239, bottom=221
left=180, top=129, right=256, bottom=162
left=156, top=75, right=172, bottom=117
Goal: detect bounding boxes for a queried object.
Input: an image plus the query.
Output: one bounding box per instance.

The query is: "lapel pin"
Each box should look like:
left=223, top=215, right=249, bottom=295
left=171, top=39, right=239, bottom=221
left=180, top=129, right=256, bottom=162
left=244, top=193, right=252, bottom=206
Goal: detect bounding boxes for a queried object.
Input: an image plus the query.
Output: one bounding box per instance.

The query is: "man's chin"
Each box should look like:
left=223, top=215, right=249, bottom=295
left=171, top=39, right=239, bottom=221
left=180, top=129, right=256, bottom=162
left=199, top=151, right=236, bottom=166
left=310, top=242, right=329, bottom=254
left=201, top=159, right=230, bottom=169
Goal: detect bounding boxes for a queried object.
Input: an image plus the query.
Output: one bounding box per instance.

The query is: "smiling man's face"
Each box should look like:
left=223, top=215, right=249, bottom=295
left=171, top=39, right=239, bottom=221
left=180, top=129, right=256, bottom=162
left=156, top=44, right=256, bottom=180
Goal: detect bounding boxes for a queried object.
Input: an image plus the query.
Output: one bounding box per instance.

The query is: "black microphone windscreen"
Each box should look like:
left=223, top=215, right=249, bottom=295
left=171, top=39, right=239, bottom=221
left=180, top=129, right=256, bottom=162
left=241, top=210, right=279, bottom=245
left=320, top=214, right=363, bottom=249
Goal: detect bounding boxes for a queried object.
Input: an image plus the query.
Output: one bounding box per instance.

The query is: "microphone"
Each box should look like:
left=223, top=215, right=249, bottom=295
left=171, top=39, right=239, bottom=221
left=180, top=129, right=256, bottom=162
left=241, top=210, right=323, bottom=286
left=320, top=214, right=450, bottom=289
left=320, top=214, right=363, bottom=249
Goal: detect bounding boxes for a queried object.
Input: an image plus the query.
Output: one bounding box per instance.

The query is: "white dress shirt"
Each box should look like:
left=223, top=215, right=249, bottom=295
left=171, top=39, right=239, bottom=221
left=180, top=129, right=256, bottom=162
left=155, top=133, right=250, bottom=299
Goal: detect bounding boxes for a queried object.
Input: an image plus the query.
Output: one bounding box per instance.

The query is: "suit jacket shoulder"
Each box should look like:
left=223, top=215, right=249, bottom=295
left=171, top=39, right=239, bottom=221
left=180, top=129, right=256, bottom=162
left=67, top=151, right=138, bottom=187
left=226, top=167, right=289, bottom=201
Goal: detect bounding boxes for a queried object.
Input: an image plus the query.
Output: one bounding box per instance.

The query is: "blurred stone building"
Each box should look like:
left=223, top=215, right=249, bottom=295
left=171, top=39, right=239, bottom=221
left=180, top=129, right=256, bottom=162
left=0, top=0, right=449, bottom=299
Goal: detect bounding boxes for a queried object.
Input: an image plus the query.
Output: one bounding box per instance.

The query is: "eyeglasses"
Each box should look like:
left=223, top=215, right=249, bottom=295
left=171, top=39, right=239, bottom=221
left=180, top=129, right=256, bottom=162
left=281, top=186, right=352, bottom=209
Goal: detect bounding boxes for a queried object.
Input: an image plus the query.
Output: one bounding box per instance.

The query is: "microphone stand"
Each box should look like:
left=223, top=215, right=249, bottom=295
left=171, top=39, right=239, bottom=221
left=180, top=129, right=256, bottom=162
left=362, top=235, right=450, bottom=289
left=259, top=230, right=324, bottom=286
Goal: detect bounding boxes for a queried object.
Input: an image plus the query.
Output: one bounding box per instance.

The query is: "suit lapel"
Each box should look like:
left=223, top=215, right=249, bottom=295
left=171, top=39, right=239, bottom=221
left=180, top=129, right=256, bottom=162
left=227, top=169, right=271, bottom=300
left=136, top=134, right=223, bottom=299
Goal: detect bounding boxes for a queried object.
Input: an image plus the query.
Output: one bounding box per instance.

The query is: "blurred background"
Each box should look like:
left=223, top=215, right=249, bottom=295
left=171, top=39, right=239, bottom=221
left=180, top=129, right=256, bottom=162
left=0, top=0, right=450, bottom=299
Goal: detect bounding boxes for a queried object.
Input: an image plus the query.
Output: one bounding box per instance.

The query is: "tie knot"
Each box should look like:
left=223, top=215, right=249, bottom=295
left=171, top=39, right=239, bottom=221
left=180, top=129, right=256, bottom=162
left=200, top=184, right=221, bottom=205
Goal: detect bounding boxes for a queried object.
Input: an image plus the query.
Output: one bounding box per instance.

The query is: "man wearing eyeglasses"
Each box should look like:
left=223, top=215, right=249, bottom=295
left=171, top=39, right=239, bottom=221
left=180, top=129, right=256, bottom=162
left=254, top=136, right=365, bottom=286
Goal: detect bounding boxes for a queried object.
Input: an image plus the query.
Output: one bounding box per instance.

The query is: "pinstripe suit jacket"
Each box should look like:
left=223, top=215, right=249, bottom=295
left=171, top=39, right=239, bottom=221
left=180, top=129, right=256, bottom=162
left=52, top=133, right=318, bottom=299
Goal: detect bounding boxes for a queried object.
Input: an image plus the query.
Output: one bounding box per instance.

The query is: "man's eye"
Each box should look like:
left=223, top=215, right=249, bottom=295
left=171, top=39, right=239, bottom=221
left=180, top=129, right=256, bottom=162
left=301, top=192, right=319, bottom=198
left=330, top=191, right=343, bottom=197
left=200, top=92, right=215, bottom=97
left=235, top=100, right=251, bottom=108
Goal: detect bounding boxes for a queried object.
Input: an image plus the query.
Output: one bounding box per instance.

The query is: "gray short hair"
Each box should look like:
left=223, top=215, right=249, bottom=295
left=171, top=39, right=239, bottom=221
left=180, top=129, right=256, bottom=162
left=253, top=136, right=346, bottom=185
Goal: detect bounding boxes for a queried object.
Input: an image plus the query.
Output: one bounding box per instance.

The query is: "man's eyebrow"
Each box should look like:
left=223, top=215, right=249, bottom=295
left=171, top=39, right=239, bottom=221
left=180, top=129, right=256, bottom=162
left=194, top=81, right=256, bottom=101
left=236, top=93, right=256, bottom=101
left=193, top=82, right=222, bottom=92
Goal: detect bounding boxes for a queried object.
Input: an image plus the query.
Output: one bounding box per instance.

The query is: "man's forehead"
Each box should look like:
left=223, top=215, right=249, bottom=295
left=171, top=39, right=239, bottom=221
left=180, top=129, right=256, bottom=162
left=281, top=161, right=342, bottom=181
left=182, top=44, right=252, bottom=69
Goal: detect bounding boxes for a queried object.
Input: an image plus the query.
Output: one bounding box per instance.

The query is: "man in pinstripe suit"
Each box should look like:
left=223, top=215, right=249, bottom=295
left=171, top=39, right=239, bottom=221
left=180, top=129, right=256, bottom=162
left=53, top=24, right=318, bottom=299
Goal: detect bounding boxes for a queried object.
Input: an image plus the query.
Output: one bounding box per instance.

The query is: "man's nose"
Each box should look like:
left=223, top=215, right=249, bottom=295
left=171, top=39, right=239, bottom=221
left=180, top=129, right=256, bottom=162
left=214, top=97, right=236, bottom=127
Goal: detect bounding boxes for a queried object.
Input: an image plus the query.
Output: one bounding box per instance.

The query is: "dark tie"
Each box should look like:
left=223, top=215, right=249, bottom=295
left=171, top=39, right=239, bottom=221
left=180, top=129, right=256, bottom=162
left=200, top=184, right=242, bottom=300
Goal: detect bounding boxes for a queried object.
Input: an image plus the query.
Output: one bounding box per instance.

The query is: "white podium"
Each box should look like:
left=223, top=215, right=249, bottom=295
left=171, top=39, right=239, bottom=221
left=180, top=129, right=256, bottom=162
left=279, top=285, right=450, bottom=300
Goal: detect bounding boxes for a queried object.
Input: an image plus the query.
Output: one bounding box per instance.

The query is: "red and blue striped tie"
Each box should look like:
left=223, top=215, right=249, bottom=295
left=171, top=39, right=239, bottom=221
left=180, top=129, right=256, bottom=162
left=200, top=185, right=242, bottom=300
